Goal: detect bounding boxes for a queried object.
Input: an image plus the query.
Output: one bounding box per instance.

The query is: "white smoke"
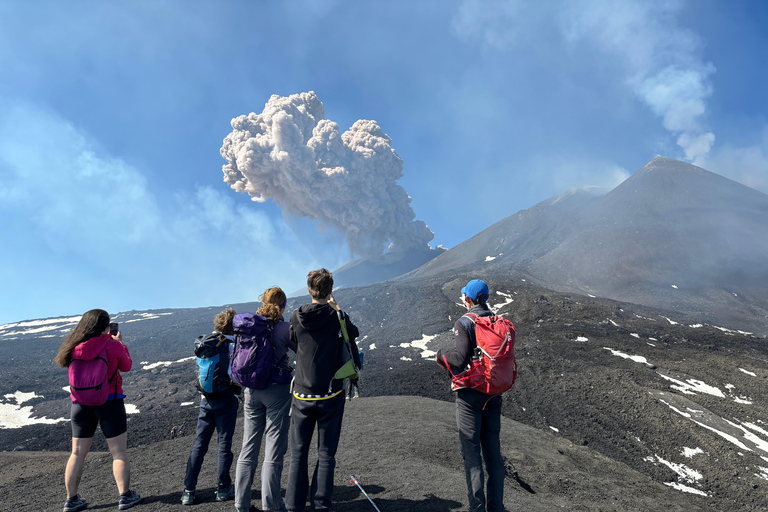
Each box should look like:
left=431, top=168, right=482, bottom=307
left=454, top=0, right=717, bottom=162
left=220, top=92, right=434, bottom=257
left=558, top=0, right=716, bottom=161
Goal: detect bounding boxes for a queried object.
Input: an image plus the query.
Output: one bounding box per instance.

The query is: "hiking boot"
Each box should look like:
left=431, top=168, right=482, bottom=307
left=118, top=490, right=141, bottom=510
left=215, top=485, right=234, bottom=502
left=181, top=490, right=195, bottom=505
left=63, top=494, right=87, bottom=512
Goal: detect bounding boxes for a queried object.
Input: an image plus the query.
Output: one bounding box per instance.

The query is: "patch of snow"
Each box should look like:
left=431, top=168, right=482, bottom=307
left=744, top=423, right=768, bottom=438
left=587, top=294, right=596, bottom=298
left=644, top=454, right=702, bottom=483
left=142, top=356, right=195, bottom=371
left=682, top=447, right=704, bottom=458
left=630, top=333, right=640, bottom=338
left=485, top=256, right=496, bottom=262
left=122, top=312, right=173, bottom=323
left=734, top=398, right=754, bottom=405
left=403, top=333, right=440, bottom=359
left=549, top=426, right=559, bottom=432
left=369, top=343, right=376, bottom=350
left=658, top=374, right=724, bottom=398
left=125, top=404, right=140, bottom=414
left=4, top=391, right=37, bottom=405
left=661, top=316, right=679, bottom=325
left=400, top=356, right=412, bottom=361
left=0, top=391, right=68, bottom=429
left=62, top=386, right=70, bottom=393
left=576, top=337, right=588, bottom=342
left=755, top=467, right=768, bottom=481
left=689, top=324, right=703, bottom=328
left=664, top=482, right=707, bottom=496
left=603, top=347, right=652, bottom=366
left=521, top=279, right=526, bottom=282
left=739, top=368, right=757, bottom=377
left=649, top=337, right=657, bottom=341
left=180, top=402, right=194, bottom=407
left=647, top=342, right=656, bottom=347
left=671, top=285, right=678, bottom=289
left=608, top=319, right=618, bottom=327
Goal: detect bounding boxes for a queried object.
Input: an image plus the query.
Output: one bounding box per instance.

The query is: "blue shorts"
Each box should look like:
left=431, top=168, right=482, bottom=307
left=70, top=398, right=127, bottom=439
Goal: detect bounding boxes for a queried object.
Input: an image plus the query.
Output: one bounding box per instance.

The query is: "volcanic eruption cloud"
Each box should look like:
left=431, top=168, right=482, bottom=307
left=220, top=92, right=434, bottom=257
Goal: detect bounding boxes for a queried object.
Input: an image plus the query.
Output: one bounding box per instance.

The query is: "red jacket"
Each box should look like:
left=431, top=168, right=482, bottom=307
left=71, top=334, right=132, bottom=400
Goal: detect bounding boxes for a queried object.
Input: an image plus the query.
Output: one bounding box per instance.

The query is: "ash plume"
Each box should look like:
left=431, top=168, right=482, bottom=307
left=220, top=92, right=434, bottom=257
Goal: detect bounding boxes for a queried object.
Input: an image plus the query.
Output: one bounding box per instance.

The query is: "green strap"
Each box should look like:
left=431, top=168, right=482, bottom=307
left=337, top=310, right=350, bottom=343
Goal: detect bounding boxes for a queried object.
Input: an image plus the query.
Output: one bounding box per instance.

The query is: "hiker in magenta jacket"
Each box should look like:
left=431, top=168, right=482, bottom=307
left=55, top=309, right=141, bottom=512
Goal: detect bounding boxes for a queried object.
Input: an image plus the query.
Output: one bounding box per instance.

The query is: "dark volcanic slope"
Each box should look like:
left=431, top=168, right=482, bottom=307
left=0, top=396, right=713, bottom=512
left=3, top=275, right=768, bottom=510
left=404, top=157, right=768, bottom=334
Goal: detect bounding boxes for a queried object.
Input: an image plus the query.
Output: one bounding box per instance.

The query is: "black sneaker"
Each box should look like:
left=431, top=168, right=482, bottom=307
left=215, top=485, right=234, bottom=502
left=118, top=490, right=141, bottom=510
left=63, top=494, right=87, bottom=512
left=181, top=490, right=195, bottom=505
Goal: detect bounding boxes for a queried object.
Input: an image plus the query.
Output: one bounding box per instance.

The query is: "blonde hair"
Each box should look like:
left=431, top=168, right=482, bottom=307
left=257, top=287, right=287, bottom=324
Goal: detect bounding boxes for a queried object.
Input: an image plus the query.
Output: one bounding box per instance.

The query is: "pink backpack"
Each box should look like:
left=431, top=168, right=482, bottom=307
left=69, top=345, right=118, bottom=406
left=445, top=313, right=517, bottom=395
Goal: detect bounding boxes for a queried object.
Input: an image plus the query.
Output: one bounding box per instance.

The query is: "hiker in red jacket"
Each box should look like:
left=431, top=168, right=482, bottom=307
left=55, top=309, right=141, bottom=512
left=436, top=280, right=507, bottom=512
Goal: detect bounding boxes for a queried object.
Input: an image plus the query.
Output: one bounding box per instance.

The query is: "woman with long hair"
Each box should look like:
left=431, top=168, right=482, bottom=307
left=234, top=287, right=296, bottom=512
left=55, top=309, right=141, bottom=511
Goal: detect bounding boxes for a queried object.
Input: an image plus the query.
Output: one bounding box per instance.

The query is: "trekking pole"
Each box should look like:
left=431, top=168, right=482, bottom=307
left=349, top=475, right=381, bottom=512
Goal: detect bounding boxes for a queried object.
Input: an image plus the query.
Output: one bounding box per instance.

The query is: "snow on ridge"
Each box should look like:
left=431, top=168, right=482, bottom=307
left=661, top=316, right=679, bottom=325
left=657, top=373, right=724, bottom=398
left=576, top=336, right=588, bottom=342
left=653, top=391, right=768, bottom=456
left=664, top=482, right=708, bottom=496
left=0, top=316, right=81, bottom=333
left=123, top=312, right=174, bottom=323
left=603, top=347, right=652, bottom=366
left=485, top=256, right=496, bottom=261
left=142, top=356, right=195, bottom=371
left=739, top=368, right=757, bottom=377
left=643, top=454, right=702, bottom=483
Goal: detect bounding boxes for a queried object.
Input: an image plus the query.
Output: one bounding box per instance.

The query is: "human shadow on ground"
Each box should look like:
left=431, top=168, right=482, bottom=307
left=333, top=485, right=463, bottom=512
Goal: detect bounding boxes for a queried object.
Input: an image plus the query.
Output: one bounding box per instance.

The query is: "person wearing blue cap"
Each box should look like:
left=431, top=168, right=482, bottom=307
left=436, top=279, right=507, bottom=512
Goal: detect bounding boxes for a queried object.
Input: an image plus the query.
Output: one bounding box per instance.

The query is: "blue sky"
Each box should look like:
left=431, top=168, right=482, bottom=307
left=1, top=0, right=767, bottom=324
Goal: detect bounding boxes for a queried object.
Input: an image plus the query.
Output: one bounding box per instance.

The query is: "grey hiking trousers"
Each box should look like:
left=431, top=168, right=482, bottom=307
left=234, top=383, right=291, bottom=512
left=456, top=388, right=505, bottom=512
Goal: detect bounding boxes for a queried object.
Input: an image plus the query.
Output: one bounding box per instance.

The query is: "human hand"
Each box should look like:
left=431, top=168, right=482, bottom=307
left=113, top=331, right=123, bottom=343
left=328, top=294, right=341, bottom=311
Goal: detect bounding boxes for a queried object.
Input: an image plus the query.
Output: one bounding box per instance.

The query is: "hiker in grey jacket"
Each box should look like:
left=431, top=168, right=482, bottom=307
left=285, top=268, right=359, bottom=512
left=436, top=279, right=506, bottom=512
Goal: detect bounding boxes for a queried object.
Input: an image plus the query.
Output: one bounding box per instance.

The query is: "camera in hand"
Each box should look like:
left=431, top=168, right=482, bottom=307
left=109, top=322, right=119, bottom=336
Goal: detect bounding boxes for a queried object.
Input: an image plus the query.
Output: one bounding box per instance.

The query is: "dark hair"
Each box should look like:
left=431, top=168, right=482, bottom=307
left=214, top=308, right=236, bottom=335
left=257, top=287, right=287, bottom=324
left=54, top=309, right=110, bottom=368
left=307, top=268, right=333, bottom=300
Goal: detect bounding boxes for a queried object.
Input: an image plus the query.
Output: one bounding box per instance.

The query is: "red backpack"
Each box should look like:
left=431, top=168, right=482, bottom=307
left=446, top=313, right=517, bottom=395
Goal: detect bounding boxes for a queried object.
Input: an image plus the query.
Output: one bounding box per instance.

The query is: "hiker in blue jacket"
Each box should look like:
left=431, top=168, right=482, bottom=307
left=181, top=309, right=240, bottom=505
left=234, top=287, right=297, bottom=512
left=436, top=279, right=506, bottom=512
left=285, top=268, right=359, bottom=512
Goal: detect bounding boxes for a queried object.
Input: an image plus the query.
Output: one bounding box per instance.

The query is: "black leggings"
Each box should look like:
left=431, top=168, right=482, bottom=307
left=70, top=398, right=127, bottom=439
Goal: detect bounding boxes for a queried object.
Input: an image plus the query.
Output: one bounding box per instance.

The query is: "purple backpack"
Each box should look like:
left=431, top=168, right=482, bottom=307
left=69, top=343, right=117, bottom=406
left=231, top=313, right=274, bottom=390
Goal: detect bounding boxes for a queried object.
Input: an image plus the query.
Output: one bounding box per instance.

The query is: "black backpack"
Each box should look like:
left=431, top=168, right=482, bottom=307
left=194, top=333, right=233, bottom=398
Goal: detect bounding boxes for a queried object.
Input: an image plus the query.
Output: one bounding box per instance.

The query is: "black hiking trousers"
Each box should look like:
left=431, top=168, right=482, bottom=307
left=456, top=388, right=505, bottom=512
left=286, top=392, right=345, bottom=512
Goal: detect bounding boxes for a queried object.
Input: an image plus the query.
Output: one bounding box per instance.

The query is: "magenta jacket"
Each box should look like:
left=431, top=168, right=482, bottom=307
left=70, top=334, right=132, bottom=401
